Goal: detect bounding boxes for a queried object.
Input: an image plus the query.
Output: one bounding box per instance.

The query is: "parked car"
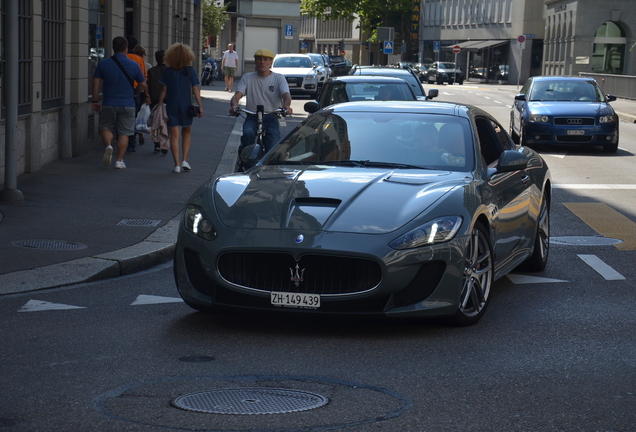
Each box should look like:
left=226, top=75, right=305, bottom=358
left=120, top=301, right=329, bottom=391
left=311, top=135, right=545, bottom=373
left=426, top=62, right=465, bottom=85
left=469, top=67, right=488, bottom=79
left=271, top=53, right=330, bottom=97
left=348, top=65, right=437, bottom=100
left=304, top=75, right=420, bottom=114
left=509, top=76, right=619, bottom=152
left=174, top=100, right=551, bottom=326
left=328, top=55, right=352, bottom=76
left=414, top=63, right=428, bottom=82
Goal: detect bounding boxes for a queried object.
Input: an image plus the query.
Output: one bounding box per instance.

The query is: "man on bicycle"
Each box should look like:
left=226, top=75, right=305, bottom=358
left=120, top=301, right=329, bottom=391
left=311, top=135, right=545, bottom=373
left=229, top=49, right=293, bottom=154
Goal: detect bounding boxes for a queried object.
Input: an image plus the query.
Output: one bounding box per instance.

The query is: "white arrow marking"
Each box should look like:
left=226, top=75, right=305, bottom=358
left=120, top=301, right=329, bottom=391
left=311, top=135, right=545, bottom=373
left=506, top=274, right=569, bottom=284
left=131, top=294, right=184, bottom=305
left=577, top=255, right=625, bottom=280
left=18, top=300, right=86, bottom=312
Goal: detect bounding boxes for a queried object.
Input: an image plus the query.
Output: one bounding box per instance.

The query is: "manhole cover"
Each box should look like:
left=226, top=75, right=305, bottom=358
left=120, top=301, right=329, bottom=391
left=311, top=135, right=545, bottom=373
left=117, top=219, right=161, bottom=227
left=12, top=239, right=87, bottom=250
left=550, top=236, right=623, bottom=246
left=172, top=388, right=329, bottom=415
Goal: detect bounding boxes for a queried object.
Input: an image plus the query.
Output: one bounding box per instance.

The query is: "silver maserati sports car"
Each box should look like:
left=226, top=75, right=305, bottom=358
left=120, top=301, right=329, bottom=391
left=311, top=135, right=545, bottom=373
left=174, top=101, right=551, bottom=326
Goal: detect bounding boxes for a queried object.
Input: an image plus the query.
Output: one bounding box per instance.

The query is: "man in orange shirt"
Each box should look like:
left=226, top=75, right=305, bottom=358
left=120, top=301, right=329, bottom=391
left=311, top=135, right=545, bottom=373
left=125, top=35, right=150, bottom=152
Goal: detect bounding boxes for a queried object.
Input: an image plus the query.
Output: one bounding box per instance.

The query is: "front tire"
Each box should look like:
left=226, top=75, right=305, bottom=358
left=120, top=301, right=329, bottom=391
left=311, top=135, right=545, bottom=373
left=449, top=222, right=494, bottom=326
left=518, top=191, right=550, bottom=271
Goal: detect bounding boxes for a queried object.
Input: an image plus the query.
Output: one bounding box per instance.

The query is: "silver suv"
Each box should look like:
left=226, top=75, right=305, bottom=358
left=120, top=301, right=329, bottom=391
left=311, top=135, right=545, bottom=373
left=271, top=53, right=331, bottom=98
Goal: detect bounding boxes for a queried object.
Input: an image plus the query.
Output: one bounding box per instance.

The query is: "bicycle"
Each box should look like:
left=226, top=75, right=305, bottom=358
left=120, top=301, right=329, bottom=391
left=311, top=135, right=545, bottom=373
left=232, top=105, right=289, bottom=172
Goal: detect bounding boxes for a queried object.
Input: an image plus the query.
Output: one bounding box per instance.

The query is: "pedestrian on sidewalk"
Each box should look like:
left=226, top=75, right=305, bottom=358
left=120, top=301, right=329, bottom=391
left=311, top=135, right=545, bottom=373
left=147, top=49, right=168, bottom=153
left=134, top=45, right=153, bottom=146
left=125, top=35, right=150, bottom=153
left=92, top=36, right=148, bottom=170
left=222, top=44, right=239, bottom=92
left=158, top=42, right=204, bottom=173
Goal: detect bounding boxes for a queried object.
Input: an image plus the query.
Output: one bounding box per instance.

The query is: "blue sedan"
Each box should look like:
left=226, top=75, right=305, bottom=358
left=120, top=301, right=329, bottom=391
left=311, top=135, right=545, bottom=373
left=509, top=76, right=619, bottom=152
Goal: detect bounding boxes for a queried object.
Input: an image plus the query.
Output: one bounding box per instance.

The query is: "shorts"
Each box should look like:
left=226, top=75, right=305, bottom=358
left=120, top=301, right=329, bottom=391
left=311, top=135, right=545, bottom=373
left=224, top=67, right=236, bottom=78
left=99, top=105, right=135, bottom=137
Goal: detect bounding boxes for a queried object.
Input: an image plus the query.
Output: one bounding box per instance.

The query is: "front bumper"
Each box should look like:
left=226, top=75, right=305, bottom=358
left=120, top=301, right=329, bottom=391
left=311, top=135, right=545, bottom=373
left=173, top=223, right=467, bottom=319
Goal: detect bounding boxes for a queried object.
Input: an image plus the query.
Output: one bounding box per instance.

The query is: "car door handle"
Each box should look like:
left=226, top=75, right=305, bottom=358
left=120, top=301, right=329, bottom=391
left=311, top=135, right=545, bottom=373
left=521, top=175, right=530, bottom=184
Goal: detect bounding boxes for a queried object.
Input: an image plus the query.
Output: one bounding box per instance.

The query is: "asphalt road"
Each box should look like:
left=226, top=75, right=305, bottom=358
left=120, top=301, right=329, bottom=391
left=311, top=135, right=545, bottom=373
left=1, top=83, right=635, bottom=432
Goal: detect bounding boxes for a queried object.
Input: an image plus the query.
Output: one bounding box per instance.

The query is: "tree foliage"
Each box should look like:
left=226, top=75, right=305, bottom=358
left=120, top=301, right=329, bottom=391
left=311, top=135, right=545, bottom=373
left=202, top=0, right=229, bottom=43
left=300, top=0, right=412, bottom=37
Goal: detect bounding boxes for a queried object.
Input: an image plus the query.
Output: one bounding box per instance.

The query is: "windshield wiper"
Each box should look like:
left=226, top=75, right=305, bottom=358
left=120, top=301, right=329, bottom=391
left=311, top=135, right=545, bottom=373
left=321, top=160, right=426, bottom=169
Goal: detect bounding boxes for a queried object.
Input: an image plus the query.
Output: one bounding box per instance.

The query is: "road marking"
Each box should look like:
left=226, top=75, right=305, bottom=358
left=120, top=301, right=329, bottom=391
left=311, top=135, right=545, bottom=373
left=543, top=153, right=567, bottom=159
left=131, top=294, right=184, bottom=305
left=563, top=202, right=636, bottom=250
left=577, top=254, right=626, bottom=280
left=18, top=300, right=85, bottom=312
left=555, top=184, right=636, bottom=190
left=507, top=274, right=568, bottom=284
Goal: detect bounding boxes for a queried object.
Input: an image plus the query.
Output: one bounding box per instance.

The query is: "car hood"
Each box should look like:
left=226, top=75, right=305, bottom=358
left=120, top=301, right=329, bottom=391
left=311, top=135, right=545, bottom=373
left=212, top=166, right=466, bottom=233
left=526, top=101, right=615, bottom=116
left=271, top=67, right=316, bottom=76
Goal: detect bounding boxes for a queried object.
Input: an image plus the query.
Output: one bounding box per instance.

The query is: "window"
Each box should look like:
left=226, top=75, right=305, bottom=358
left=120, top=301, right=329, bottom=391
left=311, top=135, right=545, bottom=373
left=1, top=1, right=32, bottom=117
left=591, top=21, right=626, bottom=74
left=42, top=0, right=65, bottom=109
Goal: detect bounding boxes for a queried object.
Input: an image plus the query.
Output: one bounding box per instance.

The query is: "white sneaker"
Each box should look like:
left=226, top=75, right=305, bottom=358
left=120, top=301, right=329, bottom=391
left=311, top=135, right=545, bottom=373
left=173, top=166, right=181, bottom=173
left=114, top=160, right=126, bottom=169
left=180, top=161, right=191, bottom=171
left=103, top=145, right=113, bottom=166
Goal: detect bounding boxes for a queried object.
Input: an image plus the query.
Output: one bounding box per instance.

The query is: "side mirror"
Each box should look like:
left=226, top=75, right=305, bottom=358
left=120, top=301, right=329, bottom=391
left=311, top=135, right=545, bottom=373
left=304, top=100, right=320, bottom=114
left=514, top=94, right=527, bottom=101
left=427, top=89, right=439, bottom=100
left=606, top=95, right=617, bottom=102
left=494, top=150, right=528, bottom=173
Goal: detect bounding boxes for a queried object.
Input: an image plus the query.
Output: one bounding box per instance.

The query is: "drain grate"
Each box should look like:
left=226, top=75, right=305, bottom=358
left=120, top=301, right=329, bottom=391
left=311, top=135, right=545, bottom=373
left=550, top=236, right=623, bottom=246
left=172, top=388, right=329, bottom=415
left=13, top=239, right=87, bottom=250
left=117, top=219, right=161, bottom=227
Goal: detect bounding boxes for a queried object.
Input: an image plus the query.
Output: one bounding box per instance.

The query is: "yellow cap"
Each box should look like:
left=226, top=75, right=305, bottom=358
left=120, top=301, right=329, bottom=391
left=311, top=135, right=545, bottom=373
left=254, top=49, right=275, bottom=59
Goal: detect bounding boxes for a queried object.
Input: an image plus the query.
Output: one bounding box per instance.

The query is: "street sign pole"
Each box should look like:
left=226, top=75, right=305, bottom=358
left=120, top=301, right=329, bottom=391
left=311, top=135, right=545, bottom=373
left=516, top=35, right=526, bottom=88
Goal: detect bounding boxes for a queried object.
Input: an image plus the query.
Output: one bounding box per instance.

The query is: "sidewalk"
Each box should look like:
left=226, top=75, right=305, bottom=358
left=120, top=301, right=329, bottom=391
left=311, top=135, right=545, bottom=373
left=1, top=82, right=635, bottom=296
left=0, top=86, right=242, bottom=295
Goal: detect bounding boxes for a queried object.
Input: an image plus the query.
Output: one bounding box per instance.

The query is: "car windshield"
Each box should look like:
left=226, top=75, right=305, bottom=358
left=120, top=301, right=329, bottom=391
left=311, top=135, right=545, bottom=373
left=529, top=81, right=602, bottom=102
left=356, top=69, right=424, bottom=96
left=325, top=82, right=415, bottom=105
left=265, top=111, right=474, bottom=172
left=438, top=63, right=456, bottom=69
left=273, top=57, right=312, bottom=68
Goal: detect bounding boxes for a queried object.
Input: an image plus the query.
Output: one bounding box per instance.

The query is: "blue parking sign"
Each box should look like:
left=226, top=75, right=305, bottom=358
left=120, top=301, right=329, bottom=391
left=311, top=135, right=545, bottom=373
left=434, top=40, right=440, bottom=52
left=285, top=25, right=293, bottom=37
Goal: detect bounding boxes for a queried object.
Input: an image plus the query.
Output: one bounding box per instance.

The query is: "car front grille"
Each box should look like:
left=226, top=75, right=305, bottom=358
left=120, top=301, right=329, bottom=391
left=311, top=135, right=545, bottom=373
left=285, top=76, right=303, bottom=86
left=218, top=252, right=382, bottom=295
left=554, top=117, right=595, bottom=126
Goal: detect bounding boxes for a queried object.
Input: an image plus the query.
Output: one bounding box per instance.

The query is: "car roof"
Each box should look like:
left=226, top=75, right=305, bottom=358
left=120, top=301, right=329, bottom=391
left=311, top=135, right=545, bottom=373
left=274, top=53, right=311, bottom=58
left=327, top=75, right=412, bottom=84
left=325, top=100, right=471, bottom=117
left=529, top=76, right=595, bottom=83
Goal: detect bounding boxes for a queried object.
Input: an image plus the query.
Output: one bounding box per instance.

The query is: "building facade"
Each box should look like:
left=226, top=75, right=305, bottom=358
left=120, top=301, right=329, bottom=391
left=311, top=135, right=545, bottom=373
left=419, top=0, right=635, bottom=86
left=1, top=0, right=202, bottom=189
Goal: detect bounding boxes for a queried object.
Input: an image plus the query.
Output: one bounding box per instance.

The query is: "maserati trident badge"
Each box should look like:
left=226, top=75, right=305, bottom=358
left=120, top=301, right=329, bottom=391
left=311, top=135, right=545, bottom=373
left=289, top=263, right=305, bottom=287
left=295, top=234, right=304, bottom=243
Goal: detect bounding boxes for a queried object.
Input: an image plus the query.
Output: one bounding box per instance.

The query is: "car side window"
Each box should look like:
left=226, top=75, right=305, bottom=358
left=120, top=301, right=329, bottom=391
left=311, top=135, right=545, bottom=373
left=475, top=117, right=508, bottom=166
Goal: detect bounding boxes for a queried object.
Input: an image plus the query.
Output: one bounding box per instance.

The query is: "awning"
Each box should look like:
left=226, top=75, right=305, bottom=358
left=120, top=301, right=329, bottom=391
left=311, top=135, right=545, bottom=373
left=443, top=40, right=508, bottom=50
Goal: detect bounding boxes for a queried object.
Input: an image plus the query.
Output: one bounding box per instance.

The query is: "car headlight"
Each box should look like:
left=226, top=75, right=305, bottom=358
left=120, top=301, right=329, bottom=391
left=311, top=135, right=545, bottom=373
left=305, top=74, right=317, bottom=81
left=529, top=114, right=550, bottom=123
left=184, top=205, right=217, bottom=241
left=599, top=114, right=617, bottom=123
left=389, top=216, right=463, bottom=250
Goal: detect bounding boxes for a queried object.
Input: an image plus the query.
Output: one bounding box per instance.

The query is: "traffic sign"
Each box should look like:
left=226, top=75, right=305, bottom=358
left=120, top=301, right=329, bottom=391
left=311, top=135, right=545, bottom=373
left=517, top=35, right=526, bottom=44
left=383, top=41, right=394, bottom=54
left=453, top=45, right=461, bottom=54
left=285, top=25, right=294, bottom=39
left=434, top=41, right=440, bottom=52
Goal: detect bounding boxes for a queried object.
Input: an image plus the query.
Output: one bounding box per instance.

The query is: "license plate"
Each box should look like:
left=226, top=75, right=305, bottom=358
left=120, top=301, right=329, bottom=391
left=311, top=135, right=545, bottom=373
left=271, top=292, right=320, bottom=309
left=287, top=82, right=298, bottom=87
left=567, top=130, right=585, bottom=135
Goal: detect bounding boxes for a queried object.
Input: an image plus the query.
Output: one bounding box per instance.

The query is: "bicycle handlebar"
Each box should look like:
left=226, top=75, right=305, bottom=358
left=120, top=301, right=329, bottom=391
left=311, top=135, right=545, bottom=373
left=232, top=107, right=289, bottom=118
